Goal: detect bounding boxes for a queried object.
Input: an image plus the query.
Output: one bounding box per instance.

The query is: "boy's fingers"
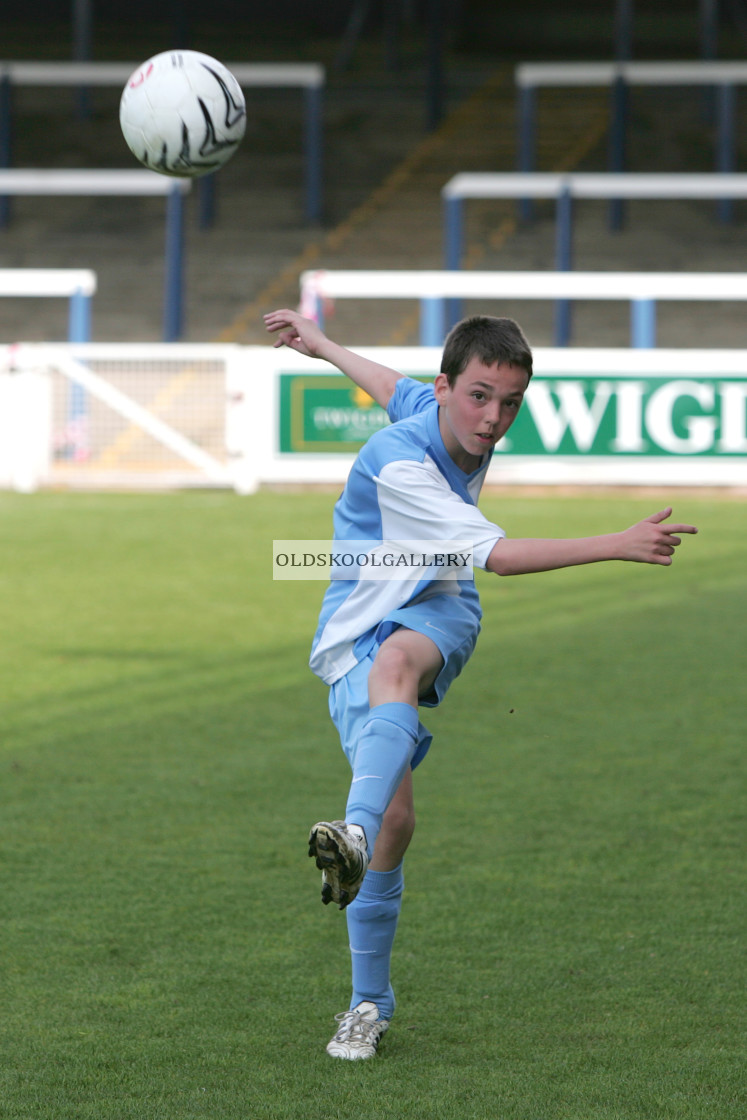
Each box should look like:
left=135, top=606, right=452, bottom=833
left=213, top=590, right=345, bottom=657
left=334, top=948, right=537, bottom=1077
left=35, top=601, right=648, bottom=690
left=643, top=509, right=698, bottom=538
left=665, top=524, right=698, bottom=536
left=264, top=308, right=297, bottom=322
left=263, top=311, right=292, bottom=328
left=645, top=507, right=672, bottom=524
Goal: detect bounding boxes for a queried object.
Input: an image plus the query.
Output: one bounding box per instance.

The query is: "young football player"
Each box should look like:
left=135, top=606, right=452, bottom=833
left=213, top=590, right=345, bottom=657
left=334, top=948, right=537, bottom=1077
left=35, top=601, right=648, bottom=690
left=264, top=306, right=697, bottom=1060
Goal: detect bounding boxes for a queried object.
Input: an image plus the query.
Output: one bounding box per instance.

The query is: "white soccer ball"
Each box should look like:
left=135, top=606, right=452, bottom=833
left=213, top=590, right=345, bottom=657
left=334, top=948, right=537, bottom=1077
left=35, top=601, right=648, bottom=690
left=119, top=49, right=246, bottom=178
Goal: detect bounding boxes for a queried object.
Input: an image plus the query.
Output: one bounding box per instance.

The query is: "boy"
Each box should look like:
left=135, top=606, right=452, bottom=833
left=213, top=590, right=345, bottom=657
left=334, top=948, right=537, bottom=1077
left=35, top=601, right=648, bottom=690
left=263, top=307, right=697, bottom=1061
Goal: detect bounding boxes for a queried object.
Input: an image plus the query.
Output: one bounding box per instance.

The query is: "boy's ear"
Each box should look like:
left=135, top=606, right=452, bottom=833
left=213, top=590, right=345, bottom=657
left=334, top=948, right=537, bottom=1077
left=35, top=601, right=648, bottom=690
left=434, top=372, right=449, bottom=404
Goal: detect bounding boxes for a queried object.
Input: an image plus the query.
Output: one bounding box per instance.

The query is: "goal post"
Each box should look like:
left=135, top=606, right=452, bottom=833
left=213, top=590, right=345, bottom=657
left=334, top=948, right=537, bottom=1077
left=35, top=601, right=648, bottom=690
left=0, top=361, right=53, bottom=493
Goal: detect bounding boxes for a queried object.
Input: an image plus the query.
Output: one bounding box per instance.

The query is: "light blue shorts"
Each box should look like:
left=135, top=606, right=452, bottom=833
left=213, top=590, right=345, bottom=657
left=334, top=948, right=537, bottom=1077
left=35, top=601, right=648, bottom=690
left=328, top=592, right=481, bottom=771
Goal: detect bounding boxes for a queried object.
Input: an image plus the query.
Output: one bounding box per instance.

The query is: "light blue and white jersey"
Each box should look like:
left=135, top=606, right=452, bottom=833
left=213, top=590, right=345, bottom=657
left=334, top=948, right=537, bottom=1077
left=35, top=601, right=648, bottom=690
left=309, top=376, right=506, bottom=685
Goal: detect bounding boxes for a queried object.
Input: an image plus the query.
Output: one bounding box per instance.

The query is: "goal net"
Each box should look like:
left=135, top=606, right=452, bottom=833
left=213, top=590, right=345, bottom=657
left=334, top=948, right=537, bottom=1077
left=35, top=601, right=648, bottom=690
left=3, top=343, right=243, bottom=491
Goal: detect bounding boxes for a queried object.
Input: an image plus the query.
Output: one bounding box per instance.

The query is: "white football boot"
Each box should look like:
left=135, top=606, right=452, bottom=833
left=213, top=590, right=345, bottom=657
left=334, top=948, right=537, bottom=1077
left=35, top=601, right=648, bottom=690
left=326, top=1001, right=390, bottom=1060
left=308, top=820, right=369, bottom=909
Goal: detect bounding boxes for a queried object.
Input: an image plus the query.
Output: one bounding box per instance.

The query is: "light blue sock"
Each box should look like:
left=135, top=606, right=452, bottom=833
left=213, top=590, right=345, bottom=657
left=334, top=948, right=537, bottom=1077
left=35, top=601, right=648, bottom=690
left=345, top=702, right=419, bottom=856
left=346, top=863, right=404, bottom=1021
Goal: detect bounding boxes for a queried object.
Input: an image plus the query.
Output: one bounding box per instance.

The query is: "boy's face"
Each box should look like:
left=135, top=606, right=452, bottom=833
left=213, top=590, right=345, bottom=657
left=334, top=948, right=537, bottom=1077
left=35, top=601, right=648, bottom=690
left=434, top=358, right=529, bottom=471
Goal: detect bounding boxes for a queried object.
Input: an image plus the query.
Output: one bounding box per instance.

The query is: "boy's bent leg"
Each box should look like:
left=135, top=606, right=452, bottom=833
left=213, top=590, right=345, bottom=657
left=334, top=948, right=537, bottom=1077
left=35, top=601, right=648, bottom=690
left=344, top=629, right=441, bottom=853
left=310, top=629, right=440, bottom=910
left=309, top=698, right=416, bottom=911
left=343, top=700, right=419, bottom=857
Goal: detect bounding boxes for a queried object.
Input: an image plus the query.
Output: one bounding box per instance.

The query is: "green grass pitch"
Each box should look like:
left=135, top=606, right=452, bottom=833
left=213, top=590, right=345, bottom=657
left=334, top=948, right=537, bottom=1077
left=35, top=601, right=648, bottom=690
left=0, top=489, right=743, bottom=1120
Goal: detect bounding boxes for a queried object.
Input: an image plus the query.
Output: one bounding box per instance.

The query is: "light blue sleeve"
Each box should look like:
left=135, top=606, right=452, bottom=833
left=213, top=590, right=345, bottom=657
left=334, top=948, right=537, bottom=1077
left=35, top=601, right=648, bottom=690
left=387, top=377, right=436, bottom=423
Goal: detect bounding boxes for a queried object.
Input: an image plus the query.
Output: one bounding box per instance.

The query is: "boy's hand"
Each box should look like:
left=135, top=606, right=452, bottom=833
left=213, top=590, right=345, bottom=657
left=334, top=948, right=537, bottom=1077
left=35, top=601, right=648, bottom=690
left=263, top=308, right=328, bottom=358
left=619, top=508, right=698, bottom=565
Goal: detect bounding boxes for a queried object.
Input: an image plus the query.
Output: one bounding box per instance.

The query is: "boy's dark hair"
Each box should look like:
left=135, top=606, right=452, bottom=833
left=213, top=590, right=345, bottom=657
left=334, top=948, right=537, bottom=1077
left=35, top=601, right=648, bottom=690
left=440, top=315, right=533, bottom=386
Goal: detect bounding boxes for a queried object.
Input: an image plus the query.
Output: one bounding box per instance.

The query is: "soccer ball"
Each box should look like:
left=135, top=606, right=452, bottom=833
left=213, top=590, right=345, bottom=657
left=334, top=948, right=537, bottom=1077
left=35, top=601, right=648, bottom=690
left=119, top=50, right=246, bottom=178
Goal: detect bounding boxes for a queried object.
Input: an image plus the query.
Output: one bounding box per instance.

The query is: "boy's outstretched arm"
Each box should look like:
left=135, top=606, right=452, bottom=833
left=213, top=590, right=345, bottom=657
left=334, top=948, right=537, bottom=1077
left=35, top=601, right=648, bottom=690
left=263, top=308, right=403, bottom=409
left=487, top=508, right=698, bottom=576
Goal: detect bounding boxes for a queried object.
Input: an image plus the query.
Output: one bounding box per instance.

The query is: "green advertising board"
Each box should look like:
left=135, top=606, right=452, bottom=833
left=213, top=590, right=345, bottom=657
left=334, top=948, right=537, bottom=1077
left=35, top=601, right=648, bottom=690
left=279, top=370, right=747, bottom=458
left=278, top=373, right=432, bottom=453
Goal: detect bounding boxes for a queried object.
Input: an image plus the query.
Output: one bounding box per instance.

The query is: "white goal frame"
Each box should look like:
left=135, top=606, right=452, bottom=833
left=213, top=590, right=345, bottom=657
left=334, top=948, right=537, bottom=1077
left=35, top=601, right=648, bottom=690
left=3, top=342, right=245, bottom=492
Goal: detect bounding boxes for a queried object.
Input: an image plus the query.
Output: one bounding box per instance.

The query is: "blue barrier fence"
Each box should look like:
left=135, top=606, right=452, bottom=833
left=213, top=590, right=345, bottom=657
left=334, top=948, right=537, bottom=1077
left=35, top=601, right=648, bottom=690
left=442, top=171, right=747, bottom=344
left=300, top=267, right=747, bottom=349
left=0, top=169, right=189, bottom=341
left=515, top=61, right=747, bottom=225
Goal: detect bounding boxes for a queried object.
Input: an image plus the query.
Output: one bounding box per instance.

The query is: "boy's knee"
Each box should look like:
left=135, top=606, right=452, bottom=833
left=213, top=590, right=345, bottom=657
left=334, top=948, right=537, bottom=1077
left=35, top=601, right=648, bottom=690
left=372, top=632, right=441, bottom=697
left=382, top=797, right=416, bottom=845
left=370, top=643, right=416, bottom=691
